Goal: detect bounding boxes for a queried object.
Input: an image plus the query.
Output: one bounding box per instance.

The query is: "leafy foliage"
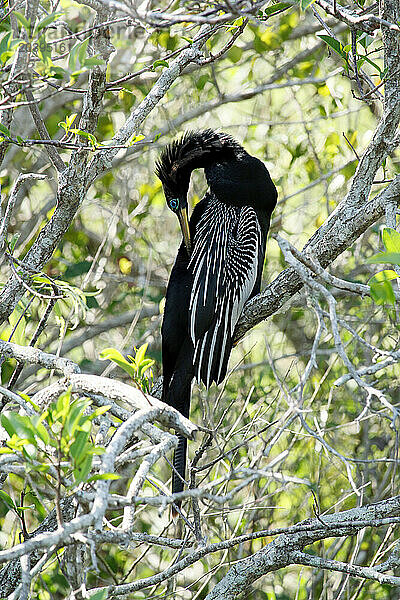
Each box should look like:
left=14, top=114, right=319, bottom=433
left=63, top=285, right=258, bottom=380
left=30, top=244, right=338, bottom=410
left=100, top=343, right=155, bottom=392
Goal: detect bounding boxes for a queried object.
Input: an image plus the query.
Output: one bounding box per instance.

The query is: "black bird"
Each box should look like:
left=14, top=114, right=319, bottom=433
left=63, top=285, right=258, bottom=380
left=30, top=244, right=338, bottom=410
left=156, top=129, right=277, bottom=505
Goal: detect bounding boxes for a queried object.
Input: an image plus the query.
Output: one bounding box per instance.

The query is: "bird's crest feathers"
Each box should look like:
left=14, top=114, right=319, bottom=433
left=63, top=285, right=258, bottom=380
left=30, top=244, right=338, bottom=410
left=155, top=129, right=245, bottom=191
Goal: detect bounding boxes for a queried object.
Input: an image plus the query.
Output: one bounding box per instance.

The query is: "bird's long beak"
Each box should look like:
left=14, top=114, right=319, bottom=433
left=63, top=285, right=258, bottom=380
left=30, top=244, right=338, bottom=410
left=178, top=206, right=191, bottom=256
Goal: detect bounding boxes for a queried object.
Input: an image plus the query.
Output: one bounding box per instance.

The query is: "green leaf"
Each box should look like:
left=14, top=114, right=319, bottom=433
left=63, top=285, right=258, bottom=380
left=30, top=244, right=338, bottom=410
left=0, top=123, right=11, bottom=137
left=88, top=405, right=111, bottom=421
left=228, top=46, right=242, bottom=63
left=20, top=392, right=39, bottom=412
left=48, top=66, right=66, bottom=79
left=0, top=32, right=12, bottom=60
left=369, top=270, right=397, bottom=306
left=357, top=32, right=374, bottom=49
left=70, top=426, right=91, bottom=464
left=152, top=59, right=169, bottom=69
left=65, top=398, right=91, bottom=437
left=0, top=490, right=18, bottom=512
left=367, top=252, right=400, bottom=265
left=55, top=388, right=71, bottom=423
left=14, top=11, right=30, bottom=33
left=1, top=412, right=36, bottom=443
left=0, top=447, right=13, bottom=454
left=87, top=473, right=121, bottom=482
left=139, top=359, right=154, bottom=379
left=73, top=453, right=93, bottom=484
left=360, top=54, right=383, bottom=76
left=83, top=56, right=105, bottom=67
left=264, top=2, right=291, bottom=16
left=134, top=342, right=148, bottom=366
left=69, top=129, right=97, bottom=148
left=318, top=35, right=348, bottom=59
left=68, top=40, right=82, bottom=71
left=35, top=11, right=63, bottom=34
left=99, top=348, right=136, bottom=378
left=195, top=74, right=209, bottom=91
left=33, top=417, right=50, bottom=446
left=369, top=270, right=398, bottom=286
left=78, top=37, right=90, bottom=66
left=382, top=228, right=400, bottom=253
left=370, top=279, right=396, bottom=306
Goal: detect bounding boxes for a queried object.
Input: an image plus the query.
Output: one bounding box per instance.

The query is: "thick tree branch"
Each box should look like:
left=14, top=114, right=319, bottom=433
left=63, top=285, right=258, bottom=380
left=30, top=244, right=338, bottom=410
left=204, top=495, right=400, bottom=599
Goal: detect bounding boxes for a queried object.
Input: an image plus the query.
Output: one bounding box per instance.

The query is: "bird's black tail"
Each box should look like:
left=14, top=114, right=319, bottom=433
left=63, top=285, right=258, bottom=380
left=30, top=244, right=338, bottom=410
left=172, top=434, right=187, bottom=497
left=163, top=365, right=192, bottom=513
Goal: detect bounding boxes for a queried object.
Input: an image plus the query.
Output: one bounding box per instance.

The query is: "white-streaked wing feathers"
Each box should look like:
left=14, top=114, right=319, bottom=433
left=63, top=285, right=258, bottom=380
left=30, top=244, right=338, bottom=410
left=188, top=196, right=262, bottom=387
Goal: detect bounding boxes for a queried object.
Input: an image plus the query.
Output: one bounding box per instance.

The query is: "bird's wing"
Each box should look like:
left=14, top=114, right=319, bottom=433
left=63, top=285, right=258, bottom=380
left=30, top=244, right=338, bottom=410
left=188, top=196, right=262, bottom=387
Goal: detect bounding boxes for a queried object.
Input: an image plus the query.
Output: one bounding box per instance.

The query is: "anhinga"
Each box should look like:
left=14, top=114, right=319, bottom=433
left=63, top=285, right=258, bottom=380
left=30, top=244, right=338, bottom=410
left=156, top=129, right=277, bottom=505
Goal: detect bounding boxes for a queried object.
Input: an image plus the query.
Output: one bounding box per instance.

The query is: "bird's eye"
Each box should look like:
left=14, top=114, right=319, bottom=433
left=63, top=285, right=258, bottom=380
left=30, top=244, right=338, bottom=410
left=169, top=198, right=179, bottom=211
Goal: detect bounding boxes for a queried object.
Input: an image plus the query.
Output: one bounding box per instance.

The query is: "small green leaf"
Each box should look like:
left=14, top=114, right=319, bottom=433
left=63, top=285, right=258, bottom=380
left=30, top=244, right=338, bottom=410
left=69, top=128, right=97, bottom=148
left=65, top=398, right=90, bottom=437
left=1, top=412, right=36, bottom=443
left=14, top=11, right=30, bottom=33
left=35, top=11, right=63, bottom=34
left=55, top=388, right=71, bottom=423
left=369, top=269, right=397, bottom=306
left=0, top=490, right=18, bottom=512
left=73, top=453, right=93, bottom=484
left=70, top=426, right=91, bottom=464
left=48, top=65, right=66, bottom=79
left=264, top=2, right=290, bottom=16
left=152, top=59, right=169, bottom=69
left=37, top=35, right=52, bottom=66
left=99, top=348, right=136, bottom=378
left=64, top=259, right=91, bottom=279
left=0, top=32, right=12, bottom=59
left=139, top=357, right=154, bottom=374
left=0, top=123, right=11, bottom=137
left=370, top=279, right=396, bottom=305
left=360, top=54, right=383, bottom=76
left=87, top=473, right=121, bottom=482
left=33, top=419, right=49, bottom=446
left=382, top=228, right=400, bottom=253
left=135, top=343, right=148, bottom=366
left=367, top=252, right=400, bottom=265
left=68, top=40, right=82, bottom=71
left=228, top=46, right=242, bottom=63
left=318, top=35, right=348, bottom=59
left=368, top=270, right=398, bottom=285
left=78, top=37, right=90, bottom=66
left=83, top=56, right=105, bottom=67
left=0, top=447, right=13, bottom=454
left=88, top=405, right=111, bottom=420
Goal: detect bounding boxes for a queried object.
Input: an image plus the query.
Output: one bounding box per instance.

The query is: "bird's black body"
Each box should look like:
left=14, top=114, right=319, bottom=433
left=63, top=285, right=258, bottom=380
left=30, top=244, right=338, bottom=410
left=156, top=130, right=277, bottom=503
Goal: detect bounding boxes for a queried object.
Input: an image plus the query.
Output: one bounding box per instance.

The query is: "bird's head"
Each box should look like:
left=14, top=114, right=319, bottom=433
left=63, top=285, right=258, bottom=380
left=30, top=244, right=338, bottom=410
left=156, top=130, right=243, bottom=256
left=155, top=141, right=193, bottom=256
